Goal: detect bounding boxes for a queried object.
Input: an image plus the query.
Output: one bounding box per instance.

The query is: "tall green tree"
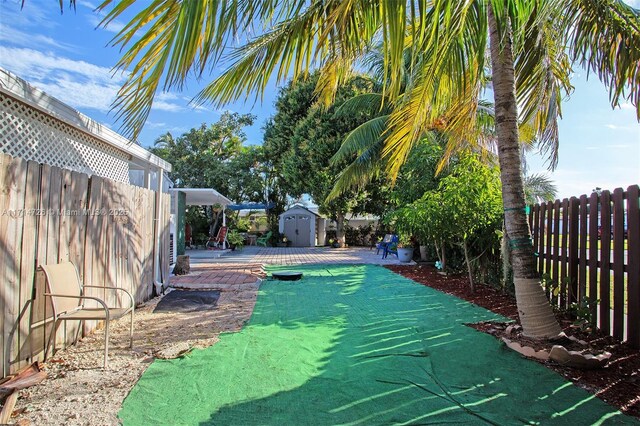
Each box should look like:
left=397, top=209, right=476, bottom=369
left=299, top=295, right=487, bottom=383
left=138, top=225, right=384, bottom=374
left=265, top=74, right=388, bottom=246
left=150, top=112, right=264, bottom=234
left=92, top=0, right=639, bottom=339
left=439, top=155, right=503, bottom=292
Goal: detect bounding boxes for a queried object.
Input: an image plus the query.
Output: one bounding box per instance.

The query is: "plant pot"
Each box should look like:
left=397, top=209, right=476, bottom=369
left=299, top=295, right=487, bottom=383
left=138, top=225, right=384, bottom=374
left=397, top=247, right=413, bottom=263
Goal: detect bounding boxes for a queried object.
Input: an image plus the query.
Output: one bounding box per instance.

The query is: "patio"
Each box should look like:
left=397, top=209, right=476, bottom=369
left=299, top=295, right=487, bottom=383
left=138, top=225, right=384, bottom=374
left=186, top=245, right=415, bottom=266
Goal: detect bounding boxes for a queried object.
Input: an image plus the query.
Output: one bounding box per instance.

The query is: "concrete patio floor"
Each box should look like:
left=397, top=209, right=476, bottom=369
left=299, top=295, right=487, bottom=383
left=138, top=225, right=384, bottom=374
left=184, top=245, right=412, bottom=266
left=170, top=246, right=413, bottom=289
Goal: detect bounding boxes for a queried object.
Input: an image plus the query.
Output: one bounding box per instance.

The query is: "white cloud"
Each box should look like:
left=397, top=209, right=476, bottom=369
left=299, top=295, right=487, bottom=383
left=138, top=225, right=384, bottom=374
left=619, top=102, right=635, bottom=110
left=0, top=26, right=74, bottom=51
left=604, top=123, right=638, bottom=131
left=77, top=0, right=99, bottom=10
left=86, top=14, right=125, bottom=34
left=0, top=47, right=125, bottom=112
left=0, top=46, right=187, bottom=114
left=146, top=124, right=188, bottom=134
left=0, top=47, right=124, bottom=84
left=34, top=78, right=120, bottom=112
left=0, top=1, right=56, bottom=30
left=152, top=92, right=184, bottom=112
left=152, top=101, right=183, bottom=112
left=147, top=122, right=168, bottom=129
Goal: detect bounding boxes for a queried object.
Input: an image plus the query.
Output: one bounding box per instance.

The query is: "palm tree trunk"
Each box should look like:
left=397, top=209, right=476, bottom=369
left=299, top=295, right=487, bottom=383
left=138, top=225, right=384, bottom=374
left=501, top=225, right=512, bottom=291
left=487, top=5, right=560, bottom=338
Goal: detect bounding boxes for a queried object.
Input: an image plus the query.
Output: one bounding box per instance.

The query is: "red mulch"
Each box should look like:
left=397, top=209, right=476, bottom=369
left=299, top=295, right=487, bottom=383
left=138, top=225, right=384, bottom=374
left=386, top=264, right=640, bottom=419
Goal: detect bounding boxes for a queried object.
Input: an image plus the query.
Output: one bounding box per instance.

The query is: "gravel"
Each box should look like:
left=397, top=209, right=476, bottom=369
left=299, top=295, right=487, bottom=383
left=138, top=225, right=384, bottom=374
left=9, top=282, right=260, bottom=426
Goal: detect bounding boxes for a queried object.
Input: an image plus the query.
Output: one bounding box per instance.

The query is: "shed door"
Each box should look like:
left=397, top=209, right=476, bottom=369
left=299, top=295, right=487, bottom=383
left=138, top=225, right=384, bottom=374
left=284, top=216, right=297, bottom=245
left=295, top=215, right=311, bottom=246
left=283, top=214, right=312, bottom=246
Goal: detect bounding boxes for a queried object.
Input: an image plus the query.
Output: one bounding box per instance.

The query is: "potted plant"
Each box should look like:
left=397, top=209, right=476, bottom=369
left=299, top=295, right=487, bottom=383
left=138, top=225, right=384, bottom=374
left=276, top=233, right=288, bottom=247
left=328, top=238, right=339, bottom=248
left=226, top=230, right=245, bottom=251
left=396, top=234, right=414, bottom=263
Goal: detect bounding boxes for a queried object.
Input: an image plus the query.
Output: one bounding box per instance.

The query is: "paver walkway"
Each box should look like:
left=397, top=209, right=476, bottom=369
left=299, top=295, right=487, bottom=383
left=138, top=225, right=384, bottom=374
left=170, top=246, right=409, bottom=288
left=171, top=263, right=265, bottom=289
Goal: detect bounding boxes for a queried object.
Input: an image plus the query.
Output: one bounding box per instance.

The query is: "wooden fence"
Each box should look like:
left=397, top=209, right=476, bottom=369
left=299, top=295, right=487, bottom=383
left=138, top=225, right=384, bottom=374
left=0, top=153, right=171, bottom=376
left=528, top=184, right=639, bottom=348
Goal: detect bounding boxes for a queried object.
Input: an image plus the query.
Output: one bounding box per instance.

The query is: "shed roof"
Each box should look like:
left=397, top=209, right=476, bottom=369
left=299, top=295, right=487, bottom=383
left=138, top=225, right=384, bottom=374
left=280, top=205, right=320, bottom=217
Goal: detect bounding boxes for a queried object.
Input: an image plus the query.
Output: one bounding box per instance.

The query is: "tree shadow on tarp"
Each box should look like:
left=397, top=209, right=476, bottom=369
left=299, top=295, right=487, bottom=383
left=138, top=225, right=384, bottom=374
left=119, top=265, right=632, bottom=426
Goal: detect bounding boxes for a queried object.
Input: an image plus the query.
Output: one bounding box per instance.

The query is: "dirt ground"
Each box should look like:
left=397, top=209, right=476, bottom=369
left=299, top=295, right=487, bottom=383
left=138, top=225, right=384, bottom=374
left=387, top=264, right=640, bottom=419
left=7, top=279, right=261, bottom=426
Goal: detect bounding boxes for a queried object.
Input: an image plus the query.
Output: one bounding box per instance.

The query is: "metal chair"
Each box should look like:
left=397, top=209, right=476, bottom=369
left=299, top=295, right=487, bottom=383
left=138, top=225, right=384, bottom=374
left=211, top=226, right=228, bottom=249
left=39, top=262, right=134, bottom=369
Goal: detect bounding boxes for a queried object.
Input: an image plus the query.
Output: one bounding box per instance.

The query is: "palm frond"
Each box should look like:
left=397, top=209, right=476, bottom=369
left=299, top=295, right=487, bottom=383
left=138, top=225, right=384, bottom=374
left=331, top=115, right=389, bottom=166
left=523, top=173, right=558, bottom=204
left=95, top=0, right=330, bottom=138
left=334, top=93, right=387, bottom=117
left=514, top=2, right=573, bottom=169
left=327, top=137, right=386, bottom=201
left=196, top=3, right=329, bottom=108
left=562, top=0, right=640, bottom=120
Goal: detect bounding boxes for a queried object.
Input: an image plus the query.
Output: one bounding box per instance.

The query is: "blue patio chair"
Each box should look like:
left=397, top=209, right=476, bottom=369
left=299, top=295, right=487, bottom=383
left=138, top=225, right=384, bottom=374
left=376, top=234, right=399, bottom=258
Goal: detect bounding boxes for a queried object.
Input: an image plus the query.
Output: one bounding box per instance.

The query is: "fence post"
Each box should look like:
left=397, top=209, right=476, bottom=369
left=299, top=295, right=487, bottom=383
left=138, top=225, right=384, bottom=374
left=612, top=188, right=625, bottom=341
left=578, top=195, right=588, bottom=304
left=627, top=185, right=639, bottom=348
left=538, top=203, right=546, bottom=274
left=560, top=198, right=570, bottom=309
left=588, top=192, right=599, bottom=328
left=552, top=200, right=561, bottom=302
left=599, top=190, right=612, bottom=334
left=568, top=197, right=579, bottom=306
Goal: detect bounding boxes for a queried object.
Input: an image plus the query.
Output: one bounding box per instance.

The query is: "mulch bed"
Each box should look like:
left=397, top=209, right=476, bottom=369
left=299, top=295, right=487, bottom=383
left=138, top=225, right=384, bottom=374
left=386, top=264, right=640, bottom=419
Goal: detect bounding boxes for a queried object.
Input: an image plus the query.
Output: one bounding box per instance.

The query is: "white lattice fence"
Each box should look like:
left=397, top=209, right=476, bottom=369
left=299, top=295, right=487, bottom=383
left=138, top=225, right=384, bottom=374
left=0, top=93, right=130, bottom=183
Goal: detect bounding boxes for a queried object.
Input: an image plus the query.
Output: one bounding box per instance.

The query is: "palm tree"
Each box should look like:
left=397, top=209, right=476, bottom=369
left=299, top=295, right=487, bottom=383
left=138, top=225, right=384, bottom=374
left=93, top=0, right=639, bottom=338
left=523, top=174, right=558, bottom=205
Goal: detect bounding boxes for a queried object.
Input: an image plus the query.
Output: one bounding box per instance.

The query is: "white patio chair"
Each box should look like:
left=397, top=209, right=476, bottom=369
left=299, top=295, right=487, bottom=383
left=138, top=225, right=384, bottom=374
left=39, top=262, right=134, bottom=369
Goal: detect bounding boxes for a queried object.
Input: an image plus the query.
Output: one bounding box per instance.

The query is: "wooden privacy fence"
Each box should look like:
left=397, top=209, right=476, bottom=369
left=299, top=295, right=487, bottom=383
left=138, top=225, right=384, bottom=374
left=0, top=153, right=171, bottom=376
left=528, top=184, right=639, bottom=348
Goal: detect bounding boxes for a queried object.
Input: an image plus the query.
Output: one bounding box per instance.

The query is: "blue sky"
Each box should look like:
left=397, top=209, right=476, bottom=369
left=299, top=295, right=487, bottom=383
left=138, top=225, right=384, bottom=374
left=1, top=0, right=638, bottom=200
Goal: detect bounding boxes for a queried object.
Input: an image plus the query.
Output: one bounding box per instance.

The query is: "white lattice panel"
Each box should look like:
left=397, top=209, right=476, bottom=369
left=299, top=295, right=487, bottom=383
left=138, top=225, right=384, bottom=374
left=0, top=94, right=130, bottom=182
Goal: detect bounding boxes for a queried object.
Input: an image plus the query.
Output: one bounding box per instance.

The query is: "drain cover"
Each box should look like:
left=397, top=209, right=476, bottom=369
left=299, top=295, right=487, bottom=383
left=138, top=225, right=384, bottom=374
left=272, top=271, right=303, bottom=281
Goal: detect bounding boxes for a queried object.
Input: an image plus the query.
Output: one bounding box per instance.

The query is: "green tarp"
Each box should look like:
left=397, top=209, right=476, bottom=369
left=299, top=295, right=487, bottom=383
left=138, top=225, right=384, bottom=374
left=120, top=265, right=637, bottom=425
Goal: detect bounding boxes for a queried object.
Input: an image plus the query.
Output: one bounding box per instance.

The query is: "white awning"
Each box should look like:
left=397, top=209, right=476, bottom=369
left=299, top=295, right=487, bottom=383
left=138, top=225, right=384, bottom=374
left=173, top=188, right=233, bottom=206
